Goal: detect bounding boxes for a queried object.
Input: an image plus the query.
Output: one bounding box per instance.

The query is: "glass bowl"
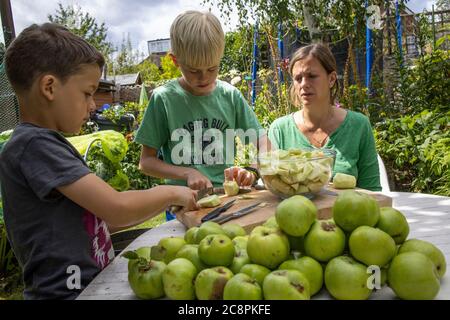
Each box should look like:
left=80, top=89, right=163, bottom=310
left=258, top=148, right=336, bottom=199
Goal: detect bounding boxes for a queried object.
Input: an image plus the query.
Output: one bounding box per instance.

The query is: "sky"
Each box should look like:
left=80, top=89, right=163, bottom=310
left=6, top=0, right=437, bottom=56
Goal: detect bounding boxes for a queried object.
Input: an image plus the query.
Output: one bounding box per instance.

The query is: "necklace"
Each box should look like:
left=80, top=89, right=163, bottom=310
left=297, top=108, right=334, bottom=147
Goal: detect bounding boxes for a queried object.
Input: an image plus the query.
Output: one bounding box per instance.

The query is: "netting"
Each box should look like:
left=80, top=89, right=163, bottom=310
left=0, top=46, right=19, bottom=133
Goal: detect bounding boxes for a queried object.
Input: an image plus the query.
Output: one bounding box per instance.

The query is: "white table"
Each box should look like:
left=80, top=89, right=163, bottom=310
left=77, top=192, right=450, bottom=300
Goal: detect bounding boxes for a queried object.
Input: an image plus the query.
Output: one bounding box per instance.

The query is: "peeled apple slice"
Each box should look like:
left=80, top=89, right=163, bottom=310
left=223, top=180, right=240, bottom=196
left=197, top=195, right=222, bottom=208
left=333, top=173, right=356, bottom=189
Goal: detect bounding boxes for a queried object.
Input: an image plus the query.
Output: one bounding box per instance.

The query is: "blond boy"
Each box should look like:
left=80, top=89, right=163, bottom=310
left=136, top=11, right=268, bottom=203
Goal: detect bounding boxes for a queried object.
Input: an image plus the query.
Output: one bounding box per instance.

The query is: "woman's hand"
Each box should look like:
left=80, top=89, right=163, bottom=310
left=224, top=166, right=256, bottom=187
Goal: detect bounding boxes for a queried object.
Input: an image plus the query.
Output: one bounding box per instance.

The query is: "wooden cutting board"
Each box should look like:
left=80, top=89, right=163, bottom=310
left=176, top=187, right=392, bottom=233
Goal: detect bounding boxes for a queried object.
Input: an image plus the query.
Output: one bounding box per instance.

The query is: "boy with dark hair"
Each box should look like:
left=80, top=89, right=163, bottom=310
left=0, top=23, right=198, bottom=299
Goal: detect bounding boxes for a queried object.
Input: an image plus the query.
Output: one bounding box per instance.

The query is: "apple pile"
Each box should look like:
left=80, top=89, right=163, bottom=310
left=122, top=190, right=446, bottom=300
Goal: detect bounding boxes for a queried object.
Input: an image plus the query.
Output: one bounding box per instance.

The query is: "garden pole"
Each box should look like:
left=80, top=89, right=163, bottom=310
left=251, top=20, right=259, bottom=106
left=278, top=22, right=285, bottom=83
left=395, top=0, right=403, bottom=63
left=432, top=5, right=436, bottom=50
left=0, top=0, right=16, bottom=47
left=365, top=0, right=373, bottom=90
left=296, top=25, right=301, bottom=44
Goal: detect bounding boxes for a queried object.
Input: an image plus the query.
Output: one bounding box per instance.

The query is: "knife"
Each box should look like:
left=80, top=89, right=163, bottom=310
left=169, top=187, right=214, bottom=213
left=320, top=188, right=339, bottom=196
left=210, top=202, right=262, bottom=224
left=200, top=199, right=236, bottom=223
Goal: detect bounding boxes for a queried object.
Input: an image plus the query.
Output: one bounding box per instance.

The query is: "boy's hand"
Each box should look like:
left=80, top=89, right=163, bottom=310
left=185, top=170, right=213, bottom=190
left=171, top=186, right=199, bottom=212
left=224, top=166, right=255, bottom=187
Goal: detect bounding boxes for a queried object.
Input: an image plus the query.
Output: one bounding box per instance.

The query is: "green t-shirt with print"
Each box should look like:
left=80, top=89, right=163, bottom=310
left=135, top=79, right=264, bottom=187
left=268, top=110, right=381, bottom=191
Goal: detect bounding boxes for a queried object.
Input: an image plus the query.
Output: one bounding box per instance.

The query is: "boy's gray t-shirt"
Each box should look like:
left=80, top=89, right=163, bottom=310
left=0, top=123, right=114, bottom=299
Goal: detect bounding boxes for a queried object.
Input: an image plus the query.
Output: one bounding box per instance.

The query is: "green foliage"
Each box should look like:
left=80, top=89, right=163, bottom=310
left=113, top=33, right=141, bottom=75
left=68, top=130, right=130, bottom=191
left=121, top=139, right=163, bottom=191
left=375, top=110, right=450, bottom=196
left=202, top=0, right=408, bottom=44
left=0, top=223, right=16, bottom=275
left=138, top=60, right=163, bottom=84
left=234, top=136, right=257, bottom=167
left=159, top=54, right=181, bottom=80
left=48, top=3, right=113, bottom=59
left=252, top=69, right=294, bottom=129
left=340, top=85, right=371, bottom=116
left=222, top=27, right=254, bottom=73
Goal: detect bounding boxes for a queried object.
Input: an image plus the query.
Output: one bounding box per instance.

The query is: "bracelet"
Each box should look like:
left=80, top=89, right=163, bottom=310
left=244, top=166, right=260, bottom=186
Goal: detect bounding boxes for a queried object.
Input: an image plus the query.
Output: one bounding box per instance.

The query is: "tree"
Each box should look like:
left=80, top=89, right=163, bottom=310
left=48, top=3, right=113, bottom=59
left=221, top=27, right=254, bottom=73
left=137, top=59, right=162, bottom=84
left=114, top=33, right=139, bottom=75
left=159, top=54, right=181, bottom=80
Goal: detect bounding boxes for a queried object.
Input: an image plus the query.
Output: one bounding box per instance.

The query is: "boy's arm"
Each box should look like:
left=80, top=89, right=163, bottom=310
left=139, top=145, right=213, bottom=190
left=57, top=173, right=198, bottom=229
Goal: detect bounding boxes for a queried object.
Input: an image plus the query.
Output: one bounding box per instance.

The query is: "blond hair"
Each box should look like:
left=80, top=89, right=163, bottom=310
left=170, top=10, right=225, bottom=67
left=289, top=43, right=340, bottom=107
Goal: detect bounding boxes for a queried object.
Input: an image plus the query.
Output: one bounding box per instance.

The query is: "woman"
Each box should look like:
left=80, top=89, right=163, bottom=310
left=268, top=43, right=381, bottom=191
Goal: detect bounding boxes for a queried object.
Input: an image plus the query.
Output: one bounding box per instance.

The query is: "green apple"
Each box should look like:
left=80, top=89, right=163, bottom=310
left=324, top=256, right=372, bottom=300
left=195, top=221, right=226, bottom=243
left=150, top=236, right=186, bottom=264
left=126, top=246, right=151, bottom=272
left=247, top=226, right=290, bottom=269
left=223, top=180, right=240, bottom=196
left=232, top=235, right=249, bottom=250
left=240, top=264, right=271, bottom=287
left=304, top=219, right=346, bottom=262
left=195, top=267, right=234, bottom=300
left=263, top=270, right=310, bottom=300
left=263, top=216, right=279, bottom=229
left=184, top=227, right=199, bottom=244
left=175, top=244, right=207, bottom=272
left=122, top=251, right=166, bottom=299
left=388, top=252, right=440, bottom=300
left=199, top=234, right=235, bottom=267
left=398, top=239, right=446, bottom=278
left=162, top=258, right=197, bottom=300
left=349, top=226, right=396, bottom=267
left=275, top=195, right=317, bottom=237
left=223, top=273, right=263, bottom=300
left=279, top=257, right=323, bottom=296
left=332, top=191, right=380, bottom=232
left=230, top=248, right=251, bottom=274
left=376, top=207, right=409, bottom=244
left=222, top=223, right=247, bottom=239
